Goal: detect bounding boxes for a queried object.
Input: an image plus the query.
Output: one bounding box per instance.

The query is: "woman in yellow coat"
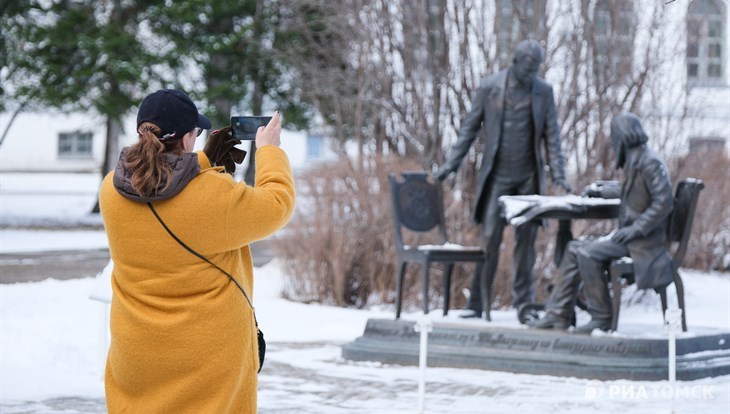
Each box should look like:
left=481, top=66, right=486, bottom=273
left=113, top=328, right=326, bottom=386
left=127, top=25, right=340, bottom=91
left=100, top=89, right=294, bottom=413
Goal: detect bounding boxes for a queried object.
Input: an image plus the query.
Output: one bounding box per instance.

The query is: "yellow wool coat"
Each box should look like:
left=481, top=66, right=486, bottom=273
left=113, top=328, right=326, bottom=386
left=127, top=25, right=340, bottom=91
left=100, top=146, right=295, bottom=413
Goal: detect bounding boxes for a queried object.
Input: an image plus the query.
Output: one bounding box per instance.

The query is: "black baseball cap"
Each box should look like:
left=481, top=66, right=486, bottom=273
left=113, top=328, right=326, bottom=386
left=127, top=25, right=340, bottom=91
left=136, top=89, right=212, bottom=140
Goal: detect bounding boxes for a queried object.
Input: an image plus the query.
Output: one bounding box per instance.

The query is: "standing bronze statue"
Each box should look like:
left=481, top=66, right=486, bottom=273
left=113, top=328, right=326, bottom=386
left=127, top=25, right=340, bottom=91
left=435, top=39, right=571, bottom=317
left=529, top=111, right=674, bottom=333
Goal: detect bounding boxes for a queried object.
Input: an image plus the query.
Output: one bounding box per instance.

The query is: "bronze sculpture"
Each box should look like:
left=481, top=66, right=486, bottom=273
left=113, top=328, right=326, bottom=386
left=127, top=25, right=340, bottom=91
left=435, top=39, right=570, bottom=317
left=529, top=111, right=675, bottom=333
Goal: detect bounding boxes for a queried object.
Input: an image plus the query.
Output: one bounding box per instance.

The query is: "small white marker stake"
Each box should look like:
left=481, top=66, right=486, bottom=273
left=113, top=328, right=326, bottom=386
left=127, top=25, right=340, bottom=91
left=666, top=308, right=682, bottom=414
left=414, top=315, right=433, bottom=414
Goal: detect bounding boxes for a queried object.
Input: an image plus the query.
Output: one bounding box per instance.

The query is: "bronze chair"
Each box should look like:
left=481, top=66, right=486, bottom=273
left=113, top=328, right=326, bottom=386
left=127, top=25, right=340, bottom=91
left=389, top=172, right=486, bottom=319
left=609, top=178, right=705, bottom=332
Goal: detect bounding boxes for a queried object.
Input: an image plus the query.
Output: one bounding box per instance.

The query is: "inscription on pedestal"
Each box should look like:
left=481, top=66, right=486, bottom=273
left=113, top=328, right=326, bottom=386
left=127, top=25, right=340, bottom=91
left=343, top=318, right=730, bottom=380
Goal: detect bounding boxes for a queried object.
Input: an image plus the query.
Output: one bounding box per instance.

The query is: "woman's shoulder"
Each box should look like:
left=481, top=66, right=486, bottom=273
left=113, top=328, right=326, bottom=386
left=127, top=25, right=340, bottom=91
left=99, top=170, right=116, bottom=194
left=194, top=168, right=240, bottom=191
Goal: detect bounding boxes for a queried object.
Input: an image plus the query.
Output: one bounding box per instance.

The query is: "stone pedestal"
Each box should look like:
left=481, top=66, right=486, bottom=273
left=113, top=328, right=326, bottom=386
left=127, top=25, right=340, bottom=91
left=342, top=318, right=730, bottom=380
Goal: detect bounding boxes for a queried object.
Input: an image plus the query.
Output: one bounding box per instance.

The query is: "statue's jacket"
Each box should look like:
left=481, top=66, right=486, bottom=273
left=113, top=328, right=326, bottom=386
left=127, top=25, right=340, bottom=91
left=617, top=146, right=675, bottom=290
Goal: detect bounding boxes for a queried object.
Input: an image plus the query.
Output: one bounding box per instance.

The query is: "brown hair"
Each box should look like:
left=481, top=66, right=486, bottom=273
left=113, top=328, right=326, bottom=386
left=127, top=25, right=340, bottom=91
left=124, top=122, right=185, bottom=198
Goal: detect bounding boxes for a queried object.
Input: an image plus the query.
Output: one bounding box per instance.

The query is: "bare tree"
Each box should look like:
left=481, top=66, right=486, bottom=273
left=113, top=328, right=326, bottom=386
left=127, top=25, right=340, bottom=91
left=552, top=0, right=688, bottom=189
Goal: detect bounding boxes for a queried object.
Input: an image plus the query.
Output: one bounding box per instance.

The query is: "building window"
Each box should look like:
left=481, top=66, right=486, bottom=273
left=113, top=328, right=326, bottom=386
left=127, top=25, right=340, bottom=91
left=307, top=135, right=323, bottom=159
left=592, top=0, right=635, bottom=85
left=58, top=131, right=93, bottom=158
left=687, top=0, right=727, bottom=87
left=494, top=0, right=547, bottom=67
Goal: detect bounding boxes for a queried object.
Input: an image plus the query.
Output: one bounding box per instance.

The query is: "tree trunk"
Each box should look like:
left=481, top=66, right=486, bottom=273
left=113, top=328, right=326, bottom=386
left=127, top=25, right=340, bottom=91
left=243, top=0, right=265, bottom=186
left=91, top=115, right=122, bottom=213
left=243, top=77, right=263, bottom=185
left=0, top=102, right=27, bottom=148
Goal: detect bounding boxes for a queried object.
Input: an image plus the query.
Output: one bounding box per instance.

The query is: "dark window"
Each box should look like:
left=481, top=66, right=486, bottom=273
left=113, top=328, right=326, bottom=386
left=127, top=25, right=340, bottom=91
left=688, top=63, right=699, bottom=78
left=58, top=131, right=93, bottom=158
left=687, top=43, right=699, bottom=58
left=77, top=134, right=92, bottom=153
left=592, top=0, right=635, bottom=85
left=708, top=20, right=723, bottom=37
left=708, top=43, right=722, bottom=57
left=494, top=0, right=547, bottom=67
left=58, top=135, right=74, bottom=154
left=687, top=0, right=727, bottom=87
left=708, top=63, right=722, bottom=78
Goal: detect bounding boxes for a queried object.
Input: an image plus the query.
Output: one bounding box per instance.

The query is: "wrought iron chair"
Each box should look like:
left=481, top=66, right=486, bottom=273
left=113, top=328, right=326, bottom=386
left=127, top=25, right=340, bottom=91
left=389, top=172, right=486, bottom=319
left=608, top=178, right=705, bottom=332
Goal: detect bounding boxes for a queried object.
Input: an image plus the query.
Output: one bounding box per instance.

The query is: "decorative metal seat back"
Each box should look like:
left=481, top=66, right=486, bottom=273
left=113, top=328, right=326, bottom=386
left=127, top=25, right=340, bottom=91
left=667, top=179, right=705, bottom=270
left=388, top=172, right=485, bottom=319
left=390, top=172, right=447, bottom=247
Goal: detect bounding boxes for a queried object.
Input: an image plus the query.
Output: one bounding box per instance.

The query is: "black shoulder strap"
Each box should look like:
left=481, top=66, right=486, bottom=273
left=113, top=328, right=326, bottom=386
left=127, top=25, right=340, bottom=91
left=147, top=202, right=255, bottom=311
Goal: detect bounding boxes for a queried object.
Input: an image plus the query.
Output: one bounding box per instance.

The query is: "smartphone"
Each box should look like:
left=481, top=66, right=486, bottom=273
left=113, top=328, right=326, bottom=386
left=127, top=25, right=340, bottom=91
left=230, top=116, right=272, bottom=140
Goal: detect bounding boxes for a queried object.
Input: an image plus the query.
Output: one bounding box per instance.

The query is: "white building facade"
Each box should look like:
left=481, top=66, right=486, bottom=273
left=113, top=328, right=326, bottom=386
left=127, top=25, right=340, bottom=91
left=0, top=110, right=337, bottom=173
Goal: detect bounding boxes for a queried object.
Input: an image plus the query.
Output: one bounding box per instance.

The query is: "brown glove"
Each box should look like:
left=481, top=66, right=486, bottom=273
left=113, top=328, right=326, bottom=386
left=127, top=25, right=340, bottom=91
left=203, top=127, right=247, bottom=174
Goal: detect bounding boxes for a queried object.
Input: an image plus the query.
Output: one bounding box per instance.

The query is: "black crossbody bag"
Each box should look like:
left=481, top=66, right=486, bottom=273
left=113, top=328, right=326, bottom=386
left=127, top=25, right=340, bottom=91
left=147, top=202, right=266, bottom=373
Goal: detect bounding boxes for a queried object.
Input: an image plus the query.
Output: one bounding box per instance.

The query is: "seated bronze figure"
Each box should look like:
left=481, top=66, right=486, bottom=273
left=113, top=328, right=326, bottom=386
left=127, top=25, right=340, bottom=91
left=529, top=111, right=674, bottom=333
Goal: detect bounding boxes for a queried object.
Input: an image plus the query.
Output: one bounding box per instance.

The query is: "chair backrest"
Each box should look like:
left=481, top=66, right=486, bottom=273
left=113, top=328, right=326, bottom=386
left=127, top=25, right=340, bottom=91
left=667, top=178, right=705, bottom=269
left=388, top=172, right=448, bottom=249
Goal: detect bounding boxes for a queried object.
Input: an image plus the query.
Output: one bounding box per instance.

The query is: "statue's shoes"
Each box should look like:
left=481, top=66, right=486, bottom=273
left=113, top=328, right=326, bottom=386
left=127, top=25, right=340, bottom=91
left=519, top=307, right=541, bottom=323
left=526, top=313, right=570, bottom=330
left=574, top=318, right=611, bottom=334
left=459, top=310, right=482, bottom=319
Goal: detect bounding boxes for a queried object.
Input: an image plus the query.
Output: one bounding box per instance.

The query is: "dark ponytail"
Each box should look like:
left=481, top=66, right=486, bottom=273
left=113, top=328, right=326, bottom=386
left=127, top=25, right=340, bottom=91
left=124, top=123, right=184, bottom=198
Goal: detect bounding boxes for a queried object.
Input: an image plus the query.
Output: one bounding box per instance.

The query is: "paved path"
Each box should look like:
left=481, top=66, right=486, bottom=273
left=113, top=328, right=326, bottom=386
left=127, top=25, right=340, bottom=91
left=0, top=397, right=107, bottom=413
left=0, top=249, right=111, bottom=284
left=0, top=243, right=274, bottom=284
left=0, top=342, right=432, bottom=414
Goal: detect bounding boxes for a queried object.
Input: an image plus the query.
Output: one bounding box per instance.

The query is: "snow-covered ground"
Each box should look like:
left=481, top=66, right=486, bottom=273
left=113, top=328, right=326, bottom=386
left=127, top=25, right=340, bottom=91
left=1, top=172, right=729, bottom=413
left=0, top=172, right=103, bottom=228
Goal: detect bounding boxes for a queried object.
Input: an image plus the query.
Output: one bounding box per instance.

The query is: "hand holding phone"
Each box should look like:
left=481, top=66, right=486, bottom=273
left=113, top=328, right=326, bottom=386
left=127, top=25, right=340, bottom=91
left=231, top=116, right=273, bottom=140
left=255, top=111, right=281, bottom=148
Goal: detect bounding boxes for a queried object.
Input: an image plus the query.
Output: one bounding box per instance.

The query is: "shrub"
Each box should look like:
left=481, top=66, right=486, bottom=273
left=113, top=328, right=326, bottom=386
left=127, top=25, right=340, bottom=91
left=272, top=156, right=421, bottom=307
left=670, top=150, right=730, bottom=271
